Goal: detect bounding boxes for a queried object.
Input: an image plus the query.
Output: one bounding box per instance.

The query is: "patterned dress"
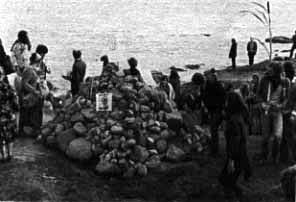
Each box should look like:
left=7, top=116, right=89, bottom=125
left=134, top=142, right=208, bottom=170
left=0, top=77, right=18, bottom=142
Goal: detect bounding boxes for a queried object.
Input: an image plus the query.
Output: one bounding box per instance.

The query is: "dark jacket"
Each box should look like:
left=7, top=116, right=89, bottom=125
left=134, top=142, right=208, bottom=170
left=169, top=77, right=181, bottom=101
left=71, top=59, right=86, bottom=83
left=229, top=42, right=237, bottom=58
left=202, top=80, right=226, bottom=112
left=247, top=41, right=257, bottom=55
left=292, top=34, right=296, bottom=45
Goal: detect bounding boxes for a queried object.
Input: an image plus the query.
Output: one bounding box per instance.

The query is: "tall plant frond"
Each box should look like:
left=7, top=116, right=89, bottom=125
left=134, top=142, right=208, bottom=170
left=255, top=9, right=268, bottom=24
left=240, top=10, right=267, bottom=25
left=253, top=37, right=270, bottom=57
left=251, top=2, right=267, bottom=12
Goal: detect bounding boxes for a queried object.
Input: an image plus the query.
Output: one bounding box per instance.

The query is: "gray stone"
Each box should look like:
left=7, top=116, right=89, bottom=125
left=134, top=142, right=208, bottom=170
left=134, top=145, right=149, bottom=163
left=166, top=145, right=185, bottom=162
left=81, top=108, right=96, bottom=120
left=166, top=112, right=183, bottom=132
left=73, top=122, right=87, bottom=135
left=71, top=112, right=84, bottom=123
left=156, top=139, right=168, bottom=153
left=57, top=129, right=76, bottom=152
left=55, top=124, right=64, bottom=134
left=111, top=125, right=123, bottom=135
left=66, top=138, right=92, bottom=161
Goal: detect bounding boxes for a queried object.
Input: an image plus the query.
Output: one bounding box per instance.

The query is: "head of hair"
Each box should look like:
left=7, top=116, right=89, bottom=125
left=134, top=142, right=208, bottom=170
left=284, top=61, right=295, bottom=81
left=29, top=53, right=40, bottom=65
left=128, top=57, right=138, bottom=69
left=17, top=30, right=31, bottom=51
left=36, top=44, right=48, bottom=55
left=191, top=73, right=205, bottom=86
left=100, top=55, right=109, bottom=64
left=270, top=62, right=283, bottom=76
left=231, top=38, right=236, bottom=43
left=169, top=69, right=180, bottom=80
left=72, top=50, right=82, bottom=59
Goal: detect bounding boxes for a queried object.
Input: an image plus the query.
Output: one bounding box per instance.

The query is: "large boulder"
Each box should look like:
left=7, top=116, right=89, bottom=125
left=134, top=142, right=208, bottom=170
left=166, top=145, right=185, bottom=162
left=66, top=138, right=92, bottom=161
left=57, top=129, right=76, bottom=152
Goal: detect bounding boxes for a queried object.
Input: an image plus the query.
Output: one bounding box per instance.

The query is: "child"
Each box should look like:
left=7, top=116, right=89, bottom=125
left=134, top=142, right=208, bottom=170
left=219, top=92, right=252, bottom=200
left=0, top=66, right=18, bottom=161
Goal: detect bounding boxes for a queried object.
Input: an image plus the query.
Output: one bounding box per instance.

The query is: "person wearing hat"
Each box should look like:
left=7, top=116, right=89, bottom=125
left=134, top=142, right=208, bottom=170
left=71, top=50, right=86, bottom=96
left=257, top=62, right=290, bottom=163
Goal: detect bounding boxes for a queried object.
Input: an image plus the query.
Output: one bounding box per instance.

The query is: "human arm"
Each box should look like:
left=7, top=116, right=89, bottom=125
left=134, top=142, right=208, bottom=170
left=22, top=68, right=39, bottom=95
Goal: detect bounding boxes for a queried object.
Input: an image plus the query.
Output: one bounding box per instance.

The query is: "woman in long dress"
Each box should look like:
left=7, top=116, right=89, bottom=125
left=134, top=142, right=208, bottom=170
left=18, top=53, right=43, bottom=137
left=0, top=66, right=18, bottom=161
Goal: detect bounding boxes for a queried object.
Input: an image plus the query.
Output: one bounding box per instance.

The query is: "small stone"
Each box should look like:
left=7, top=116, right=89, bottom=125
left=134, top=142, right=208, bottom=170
left=160, top=122, right=168, bottom=129
left=106, top=119, right=117, bottom=127
left=140, top=105, right=150, bottom=113
left=96, top=161, right=121, bottom=176
left=71, top=112, right=84, bottom=123
left=108, top=139, right=121, bottom=149
left=134, top=145, right=149, bottom=163
left=166, top=145, right=186, bottom=162
left=73, top=122, right=87, bottom=135
left=126, top=139, right=136, bottom=147
left=81, top=108, right=96, bottom=120
left=137, top=164, right=148, bottom=177
left=124, top=117, right=136, bottom=124
left=55, top=124, right=64, bottom=134
left=111, top=125, right=124, bottom=135
left=46, top=135, right=57, bottom=147
left=41, top=127, right=52, bottom=137
left=156, top=139, right=168, bottom=153
left=92, top=144, right=104, bottom=156
left=149, top=126, right=161, bottom=133
left=146, top=155, right=161, bottom=169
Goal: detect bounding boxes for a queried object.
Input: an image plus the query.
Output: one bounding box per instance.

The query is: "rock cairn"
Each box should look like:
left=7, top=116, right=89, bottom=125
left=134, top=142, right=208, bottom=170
left=40, top=68, right=210, bottom=177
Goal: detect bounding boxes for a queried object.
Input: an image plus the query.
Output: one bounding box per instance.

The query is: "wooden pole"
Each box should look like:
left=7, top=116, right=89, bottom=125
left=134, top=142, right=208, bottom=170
left=267, top=1, right=272, bottom=61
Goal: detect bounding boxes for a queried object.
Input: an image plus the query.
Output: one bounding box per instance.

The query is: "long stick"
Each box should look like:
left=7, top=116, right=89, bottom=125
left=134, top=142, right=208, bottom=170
left=267, top=1, right=272, bottom=61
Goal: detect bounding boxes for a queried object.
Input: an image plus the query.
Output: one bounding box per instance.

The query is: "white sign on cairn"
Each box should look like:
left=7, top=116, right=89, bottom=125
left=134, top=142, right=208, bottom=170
left=96, top=93, right=112, bottom=111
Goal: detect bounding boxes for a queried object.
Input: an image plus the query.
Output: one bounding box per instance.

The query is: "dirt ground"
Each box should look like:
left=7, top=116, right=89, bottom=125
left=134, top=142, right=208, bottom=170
left=0, top=133, right=291, bottom=202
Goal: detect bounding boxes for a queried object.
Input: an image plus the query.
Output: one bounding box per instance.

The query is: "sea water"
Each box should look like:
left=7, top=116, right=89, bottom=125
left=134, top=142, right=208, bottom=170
left=0, top=0, right=295, bottom=90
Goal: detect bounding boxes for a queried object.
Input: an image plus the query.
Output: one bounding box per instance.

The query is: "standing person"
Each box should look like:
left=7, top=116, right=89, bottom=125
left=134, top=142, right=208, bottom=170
left=257, top=62, right=290, bottom=163
left=289, top=30, right=296, bottom=58
left=0, top=38, right=14, bottom=75
left=280, top=61, right=295, bottom=162
left=202, top=69, right=226, bottom=156
left=10, top=30, right=31, bottom=73
left=247, top=37, right=257, bottom=66
left=159, top=75, right=175, bottom=102
left=18, top=53, right=43, bottom=137
left=124, top=57, right=144, bottom=82
left=0, top=66, right=18, bottom=161
left=229, top=38, right=237, bottom=69
left=70, top=50, right=86, bottom=96
left=35, top=44, right=50, bottom=80
left=100, top=55, right=109, bottom=75
left=219, top=92, right=251, bottom=201
left=169, top=69, right=181, bottom=105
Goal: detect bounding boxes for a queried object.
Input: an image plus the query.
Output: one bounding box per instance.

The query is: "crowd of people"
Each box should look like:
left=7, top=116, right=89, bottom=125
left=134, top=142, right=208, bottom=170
left=0, top=30, right=296, bottom=201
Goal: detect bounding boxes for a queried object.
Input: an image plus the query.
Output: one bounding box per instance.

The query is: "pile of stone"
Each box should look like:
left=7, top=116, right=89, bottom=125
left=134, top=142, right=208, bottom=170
left=40, top=69, right=210, bottom=177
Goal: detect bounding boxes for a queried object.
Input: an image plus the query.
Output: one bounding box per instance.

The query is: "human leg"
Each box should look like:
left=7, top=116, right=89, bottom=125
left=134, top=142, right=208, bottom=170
left=271, top=112, right=283, bottom=162
left=261, top=113, right=272, bottom=160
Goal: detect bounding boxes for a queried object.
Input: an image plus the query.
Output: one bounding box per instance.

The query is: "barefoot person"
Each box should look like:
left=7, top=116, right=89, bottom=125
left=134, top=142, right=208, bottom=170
left=289, top=30, right=296, bottom=58
left=219, top=92, right=251, bottom=201
left=0, top=66, right=18, bottom=161
left=229, top=38, right=237, bottom=69
left=247, top=37, right=257, bottom=66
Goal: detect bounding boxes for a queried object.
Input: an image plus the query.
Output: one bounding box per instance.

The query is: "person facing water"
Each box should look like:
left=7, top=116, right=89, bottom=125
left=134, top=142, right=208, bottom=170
left=124, top=57, right=144, bottom=82
left=229, top=38, right=237, bottom=69
left=71, top=50, right=86, bottom=96
left=289, top=30, right=296, bottom=58
left=10, top=30, right=31, bottom=73
left=169, top=69, right=181, bottom=105
left=247, top=37, right=257, bottom=66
